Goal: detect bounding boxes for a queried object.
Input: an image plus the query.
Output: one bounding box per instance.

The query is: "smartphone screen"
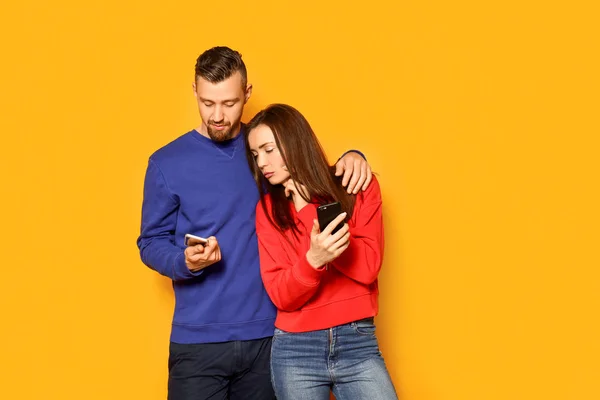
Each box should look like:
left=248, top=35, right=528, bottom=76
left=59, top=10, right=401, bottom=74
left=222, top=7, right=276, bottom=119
left=317, top=202, right=344, bottom=234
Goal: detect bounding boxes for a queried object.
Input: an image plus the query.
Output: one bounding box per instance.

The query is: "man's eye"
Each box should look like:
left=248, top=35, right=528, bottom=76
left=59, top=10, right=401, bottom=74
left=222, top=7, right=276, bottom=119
left=225, top=103, right=235, bottom=107
left=203, top=102, right=213, bottom=107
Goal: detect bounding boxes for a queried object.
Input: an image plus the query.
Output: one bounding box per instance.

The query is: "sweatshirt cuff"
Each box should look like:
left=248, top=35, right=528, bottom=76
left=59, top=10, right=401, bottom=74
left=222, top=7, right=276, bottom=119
left=296, top=204, right=318, bottom=233
left=174, top=252, right=204, bottom=280
left=337, top=149, right=366, bottom=162
left=292, top=254, right=326, bottom=286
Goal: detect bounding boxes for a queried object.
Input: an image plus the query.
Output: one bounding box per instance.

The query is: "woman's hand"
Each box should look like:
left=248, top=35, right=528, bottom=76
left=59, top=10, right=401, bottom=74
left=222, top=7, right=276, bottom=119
left=283, top=179, right=310, bottom=212
left=306, top=212, right=350, bottom=269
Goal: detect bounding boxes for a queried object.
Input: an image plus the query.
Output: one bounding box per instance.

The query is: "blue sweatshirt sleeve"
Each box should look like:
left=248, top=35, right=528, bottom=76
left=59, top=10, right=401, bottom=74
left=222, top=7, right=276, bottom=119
left=136, top=158, right=202, bottom=281
left=337, top=149, right=366, bottom=162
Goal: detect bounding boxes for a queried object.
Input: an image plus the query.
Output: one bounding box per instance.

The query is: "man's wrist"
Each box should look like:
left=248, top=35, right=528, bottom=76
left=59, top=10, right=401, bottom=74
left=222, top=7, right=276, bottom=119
left=338, top=149, right=366, bottom=161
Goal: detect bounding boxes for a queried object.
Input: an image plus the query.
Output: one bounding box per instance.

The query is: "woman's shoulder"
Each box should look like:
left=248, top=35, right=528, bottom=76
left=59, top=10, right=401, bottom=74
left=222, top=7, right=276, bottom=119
left=358, top=174, right=382, bottom=203
left=254, top=196, right=276, bottom=234
left=255, top=194, right=273, bottom=215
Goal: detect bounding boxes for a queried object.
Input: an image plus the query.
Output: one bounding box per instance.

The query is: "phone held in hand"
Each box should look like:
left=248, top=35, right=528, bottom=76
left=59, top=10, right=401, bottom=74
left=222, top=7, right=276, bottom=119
left=184, top=233, right=209, bottom=247
left=317, top=202, right=344, bottom=234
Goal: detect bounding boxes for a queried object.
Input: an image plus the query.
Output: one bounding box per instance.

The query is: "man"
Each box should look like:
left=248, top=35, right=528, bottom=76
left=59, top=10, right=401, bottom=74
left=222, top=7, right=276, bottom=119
left=137, top=46, right=372, bottom=399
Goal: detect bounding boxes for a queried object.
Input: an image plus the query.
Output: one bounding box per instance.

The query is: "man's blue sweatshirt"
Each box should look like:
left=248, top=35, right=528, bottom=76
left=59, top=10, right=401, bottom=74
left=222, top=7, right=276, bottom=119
left=137, top=128, right=276, bottom=344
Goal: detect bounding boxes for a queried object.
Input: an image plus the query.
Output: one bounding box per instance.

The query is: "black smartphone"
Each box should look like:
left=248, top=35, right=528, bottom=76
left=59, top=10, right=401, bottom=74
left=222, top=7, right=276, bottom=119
left=317, top=201, right=344, bottom=234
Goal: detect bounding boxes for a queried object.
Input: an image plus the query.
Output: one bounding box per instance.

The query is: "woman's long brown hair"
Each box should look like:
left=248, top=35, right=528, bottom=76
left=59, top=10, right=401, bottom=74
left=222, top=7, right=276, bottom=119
left=245, top=104, right=355, bottom=235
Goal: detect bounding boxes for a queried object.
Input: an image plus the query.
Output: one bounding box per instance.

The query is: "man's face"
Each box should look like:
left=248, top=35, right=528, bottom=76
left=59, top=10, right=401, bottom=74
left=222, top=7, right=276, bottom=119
left=193, top=71, right=252, bottom=142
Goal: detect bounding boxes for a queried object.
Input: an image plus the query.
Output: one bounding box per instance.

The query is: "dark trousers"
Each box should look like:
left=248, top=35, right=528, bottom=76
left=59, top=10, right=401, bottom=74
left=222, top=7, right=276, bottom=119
left=168, top=337, right=275, bottom=400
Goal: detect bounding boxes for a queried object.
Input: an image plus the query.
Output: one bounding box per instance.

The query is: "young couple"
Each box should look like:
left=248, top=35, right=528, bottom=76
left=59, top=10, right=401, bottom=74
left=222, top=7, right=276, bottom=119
left=138, top=46, right=397, bottom=399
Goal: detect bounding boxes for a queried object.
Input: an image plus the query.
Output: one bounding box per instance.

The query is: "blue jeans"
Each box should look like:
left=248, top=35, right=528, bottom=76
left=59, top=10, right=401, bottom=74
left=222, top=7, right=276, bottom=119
left=270, top=318, right=398, bottom=400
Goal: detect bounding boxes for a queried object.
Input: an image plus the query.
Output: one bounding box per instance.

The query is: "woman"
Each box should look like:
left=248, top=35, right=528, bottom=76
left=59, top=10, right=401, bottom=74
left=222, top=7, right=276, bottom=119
left=245, top=104, right=397, bottom=400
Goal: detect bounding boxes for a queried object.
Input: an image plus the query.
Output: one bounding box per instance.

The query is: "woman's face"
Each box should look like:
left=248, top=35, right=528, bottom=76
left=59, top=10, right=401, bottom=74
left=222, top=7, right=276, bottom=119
left=248, top=124, right=291, bottom=185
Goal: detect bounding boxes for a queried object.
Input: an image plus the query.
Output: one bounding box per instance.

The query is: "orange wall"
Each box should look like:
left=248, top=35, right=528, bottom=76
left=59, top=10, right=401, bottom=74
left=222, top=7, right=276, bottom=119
left=1, top=1, right=599, bottom=399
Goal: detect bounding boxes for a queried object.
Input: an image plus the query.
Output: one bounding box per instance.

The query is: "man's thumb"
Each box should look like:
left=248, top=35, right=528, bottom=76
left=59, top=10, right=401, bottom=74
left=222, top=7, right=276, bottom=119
left=334, top=161, right=344, bottom=176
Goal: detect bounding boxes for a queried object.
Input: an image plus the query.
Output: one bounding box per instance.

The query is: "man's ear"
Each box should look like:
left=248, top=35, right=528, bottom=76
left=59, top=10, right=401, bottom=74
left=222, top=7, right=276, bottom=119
left=192, top=82, right=198, bottom=98
left=244, top=84, right=253, bottom=103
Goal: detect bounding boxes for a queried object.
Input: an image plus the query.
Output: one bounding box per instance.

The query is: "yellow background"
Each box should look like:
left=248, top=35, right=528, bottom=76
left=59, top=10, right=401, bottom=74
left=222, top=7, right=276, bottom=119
left=1, top=1, right=599, bottom=399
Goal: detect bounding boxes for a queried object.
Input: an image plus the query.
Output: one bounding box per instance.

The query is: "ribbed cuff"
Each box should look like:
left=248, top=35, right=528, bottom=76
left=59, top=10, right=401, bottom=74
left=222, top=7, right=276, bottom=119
left=292, top=254, right=326, bottom=286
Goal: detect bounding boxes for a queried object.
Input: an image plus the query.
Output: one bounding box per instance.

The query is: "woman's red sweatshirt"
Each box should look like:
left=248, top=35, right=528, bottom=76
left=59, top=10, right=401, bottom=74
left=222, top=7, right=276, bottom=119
left=255, top=176, right=384, bottom=333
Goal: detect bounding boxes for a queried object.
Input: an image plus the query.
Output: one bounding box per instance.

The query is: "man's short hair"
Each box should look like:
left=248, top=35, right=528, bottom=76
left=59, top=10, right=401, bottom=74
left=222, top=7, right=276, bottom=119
left=195, top=46, right=247, bottom=88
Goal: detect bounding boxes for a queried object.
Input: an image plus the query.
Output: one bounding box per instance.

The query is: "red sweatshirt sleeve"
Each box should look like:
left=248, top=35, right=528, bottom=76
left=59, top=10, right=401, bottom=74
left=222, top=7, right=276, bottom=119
left=255, top=202, right=326, bottom=312
left=331, top=176, right=384, bottom=285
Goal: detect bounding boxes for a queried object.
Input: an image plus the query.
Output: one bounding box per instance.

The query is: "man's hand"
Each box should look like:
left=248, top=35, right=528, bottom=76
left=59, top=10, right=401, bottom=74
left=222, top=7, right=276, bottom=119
left=184, top=236, right=221, bottom=272
left=306, top=213, right=350, bottom=269
left=334, top=152, right=372, bottom=194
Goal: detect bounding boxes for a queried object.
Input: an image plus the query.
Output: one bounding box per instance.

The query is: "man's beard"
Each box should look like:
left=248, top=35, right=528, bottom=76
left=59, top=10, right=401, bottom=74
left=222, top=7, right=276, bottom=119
left=207, top=121, right=238, bottom=142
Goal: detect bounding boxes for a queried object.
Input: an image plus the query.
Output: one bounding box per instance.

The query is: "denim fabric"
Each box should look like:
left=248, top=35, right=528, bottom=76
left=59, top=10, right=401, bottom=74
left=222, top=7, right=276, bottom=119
left=270, top=318, right=398, bottom=399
